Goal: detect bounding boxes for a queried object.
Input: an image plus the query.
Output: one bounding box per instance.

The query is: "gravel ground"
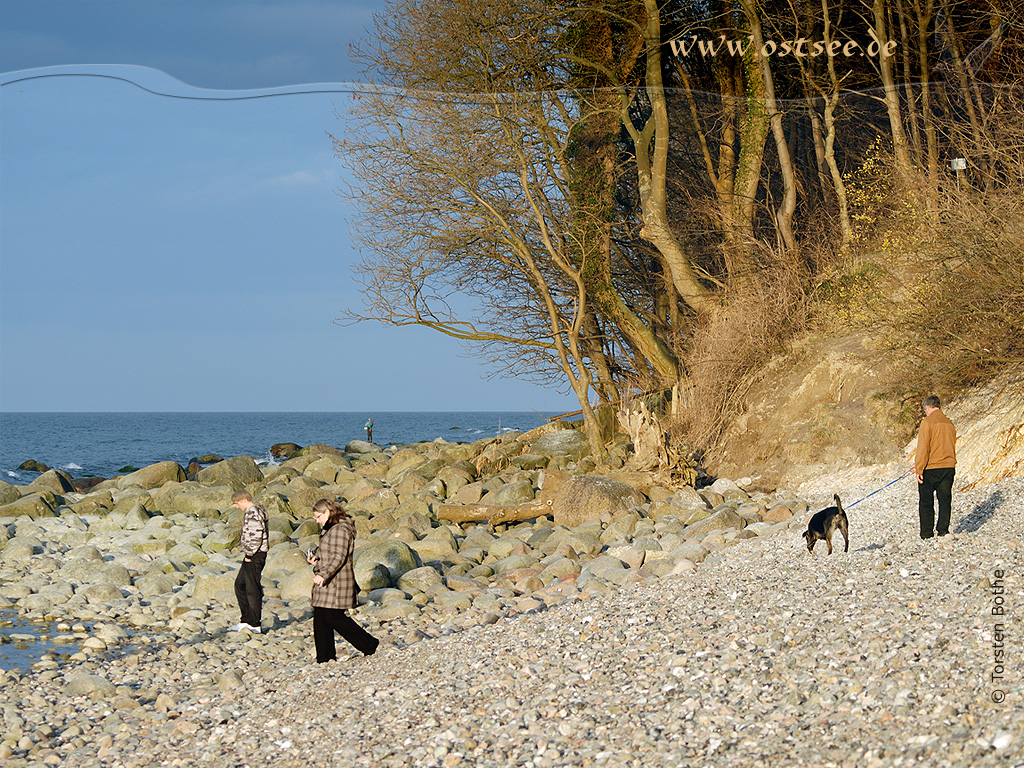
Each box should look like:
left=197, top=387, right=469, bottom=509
left=2, top=472, right=1022, bottom=768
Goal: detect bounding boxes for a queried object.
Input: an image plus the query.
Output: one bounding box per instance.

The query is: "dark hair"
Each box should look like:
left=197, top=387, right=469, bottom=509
left=923, top=395, right=941, bottom=409
left=231, top=489, right=253, bottom=503
left=312, top=498, right=349, bottom=525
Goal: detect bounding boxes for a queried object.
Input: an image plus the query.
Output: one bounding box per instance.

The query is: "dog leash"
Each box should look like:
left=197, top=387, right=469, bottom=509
left=845, top=468, right=914, bottom=509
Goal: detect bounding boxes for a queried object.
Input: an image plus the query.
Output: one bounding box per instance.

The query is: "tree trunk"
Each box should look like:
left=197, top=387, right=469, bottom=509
left=873, top=0, right=914, bottom=180
left=437, top=499, right=554, bottom=525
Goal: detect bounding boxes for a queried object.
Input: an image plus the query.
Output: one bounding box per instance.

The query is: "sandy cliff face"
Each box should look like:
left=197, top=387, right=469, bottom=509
left=708, top=334, right=1024, bottom=492
left=932, top=364, right=1024, bottom=488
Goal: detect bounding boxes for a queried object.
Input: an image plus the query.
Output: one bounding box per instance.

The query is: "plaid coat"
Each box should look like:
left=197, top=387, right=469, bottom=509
left=311, top=516, right=358, bottom=610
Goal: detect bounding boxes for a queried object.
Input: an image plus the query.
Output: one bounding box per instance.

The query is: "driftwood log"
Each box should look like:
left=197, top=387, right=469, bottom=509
left=437, top=498, right=554, bottom=526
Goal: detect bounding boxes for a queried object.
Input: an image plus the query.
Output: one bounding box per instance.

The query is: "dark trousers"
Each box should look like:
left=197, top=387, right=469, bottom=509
left=918, top=467, right=955, bottom=538
left=234, top=551, right=266, bottom=626
left=313, top=606, right=379, bottom=662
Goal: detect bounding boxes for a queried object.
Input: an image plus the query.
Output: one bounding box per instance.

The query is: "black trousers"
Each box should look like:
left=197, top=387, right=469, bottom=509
left=234, top=551, right=266, bottom=626
left=313, top=606, right=379, bottom=662
left=918, top=467, right=955, bottom=539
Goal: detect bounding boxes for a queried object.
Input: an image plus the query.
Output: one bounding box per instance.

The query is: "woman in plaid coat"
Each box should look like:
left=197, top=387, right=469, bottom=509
left=307, top=498, right=379, bottom=662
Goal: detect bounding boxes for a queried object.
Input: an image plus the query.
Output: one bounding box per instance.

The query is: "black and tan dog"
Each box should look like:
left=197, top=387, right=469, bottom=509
left=802, top=494, right=849, bottom=555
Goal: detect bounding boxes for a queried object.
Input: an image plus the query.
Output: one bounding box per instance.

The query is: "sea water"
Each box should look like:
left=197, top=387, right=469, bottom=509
left=0, top=411, right=556, bottom=482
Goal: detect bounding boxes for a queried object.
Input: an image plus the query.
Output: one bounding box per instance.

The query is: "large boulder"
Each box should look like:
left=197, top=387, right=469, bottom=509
left=353, top=540, right=420, bottom=588
left=552, top=475, right=646, bottom=528
left=481, top=480, right=535, bottom=506
left=65, top=674, right=116, bottom=700
left=271, top=443, right=302, bottom=459
left=0, top=491, right=59, bottom=520
left=279, top=568, right=314, bottom=601
left=190, top=571, right=237, bottom=601
left=27, top=469, right=76, bottom=494
left=531, top=430, right=590, bottom=460
left=0, top=480, right=21, bottom=507
left=195, top=456, right=263, bottom=489
left=155, top=484, right=234, bottom=518
left=305, top=457, right=355, bottom=485
left=117, top=461, right=187, bottom=490
left=682, top=507, right=746, bottom=539
left=344, top=440, right=378, bottom=454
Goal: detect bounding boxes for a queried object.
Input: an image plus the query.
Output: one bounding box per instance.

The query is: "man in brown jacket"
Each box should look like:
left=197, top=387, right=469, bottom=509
left=912, top=395, right=957, bottom=539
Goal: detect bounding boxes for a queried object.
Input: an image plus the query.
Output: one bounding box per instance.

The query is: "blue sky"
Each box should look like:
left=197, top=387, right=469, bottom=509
left=0, top=1, right=580, bottom=413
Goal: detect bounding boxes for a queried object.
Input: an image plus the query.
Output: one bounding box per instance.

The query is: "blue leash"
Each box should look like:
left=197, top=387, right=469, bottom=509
left=845, top=469, right=914, bottom=508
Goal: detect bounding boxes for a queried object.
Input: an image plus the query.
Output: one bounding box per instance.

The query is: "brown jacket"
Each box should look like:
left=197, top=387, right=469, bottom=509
left=915, top=408, right=957, bottom=472
left=311, top=516, right=358, bottom=610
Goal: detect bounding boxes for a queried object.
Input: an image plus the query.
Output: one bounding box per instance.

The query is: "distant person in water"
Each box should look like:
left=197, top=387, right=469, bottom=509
left=231, top=489, right=268, bottom=633
left=364, top=417, right=374, bottom=443
left=306, top=498, right=379, bottom=662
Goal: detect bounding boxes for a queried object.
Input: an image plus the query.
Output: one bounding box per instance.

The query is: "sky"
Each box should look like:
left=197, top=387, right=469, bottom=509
left=0, top=0, right=581, bottom=414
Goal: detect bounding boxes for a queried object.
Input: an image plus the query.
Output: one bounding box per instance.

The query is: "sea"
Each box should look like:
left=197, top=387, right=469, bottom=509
left=0, top=411, right=558, bottom=485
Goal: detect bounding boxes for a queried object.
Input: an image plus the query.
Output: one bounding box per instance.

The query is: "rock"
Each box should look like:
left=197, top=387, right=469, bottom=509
left=683, top=508, right=746, bottom=539
left=195, top=456, right=263, bottom=489
left=2, top=536, right=43, bottom=560
left=270, top=443, right=302, bottom=459
left=344, top=440, right=378, bottom=453
left=279, top=569, right=314, bottom=601
left=117, top=461, right=187, bottom=490
left=764, top=502, right=795, bottom=523
left=531, top=430, right=590, bottom=460
left=306, top=457, right=356, bottom=486
left=18, top=459, right=50, bottom=473
left=408, top=537, right=459, bottom=562
left=360, top=488, right=400, bottom=515
left=0, top=480, right=21, bottom=506
left=558, top=532, right=603, bottom=557
left=134, top=572, right=178, bottom=596
left=27, top=469, right=76, bottom=494
left=579, top=555, right=632, bottom=586
left=0, top=491, right=59, bottom=519
left=552, top=475, right=645, bottom=528
left=65, top=674, right=116, bottom=699
left=80, top=583, right=126, bottom=603
left=71, top=476, right=106, bottom=492
left=356, top=563, right=391, bottom=592
left=606, top=545, right=646, bottom=569
left=668, top=542, right=710, bottom=564
left=156, top=484, right=235, bottom=518
left=353, top=540, right=420, bottom=587
left=450, top=481, right=485, bottom=505
left=191, top=572, right=237, bottom=601
left=512, top=454, right=550, bottom=470
left=397, top=565, right=444, bottom=593
left=202, top=527, right=240, bottom=553
left=482, top=480, right=535, bottom=505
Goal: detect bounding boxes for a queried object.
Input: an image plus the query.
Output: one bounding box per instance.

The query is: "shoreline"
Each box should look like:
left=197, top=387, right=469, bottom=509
left=1, top=430, right=1021, bottom=766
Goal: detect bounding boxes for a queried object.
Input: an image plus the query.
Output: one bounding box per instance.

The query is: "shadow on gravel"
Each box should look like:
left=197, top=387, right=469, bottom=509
left=955, top=489, right=1005, bottom=533
left=856, top=542, right=886, bottom=552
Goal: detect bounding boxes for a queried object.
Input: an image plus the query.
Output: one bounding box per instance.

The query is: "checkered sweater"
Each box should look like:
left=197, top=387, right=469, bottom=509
left=311, top=516, right=358, bottom=610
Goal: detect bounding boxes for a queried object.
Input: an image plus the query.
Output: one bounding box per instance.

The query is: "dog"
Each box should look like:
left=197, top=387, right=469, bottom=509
left=802, top=494, right=849, bottom=555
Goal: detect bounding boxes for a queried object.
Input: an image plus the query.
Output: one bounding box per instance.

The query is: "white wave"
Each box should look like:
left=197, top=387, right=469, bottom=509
left=62, top=463, right=84, bottom=471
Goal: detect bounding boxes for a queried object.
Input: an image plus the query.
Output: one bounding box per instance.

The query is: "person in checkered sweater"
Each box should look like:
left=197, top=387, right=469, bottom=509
left=307, top=498, right=379, bottom=662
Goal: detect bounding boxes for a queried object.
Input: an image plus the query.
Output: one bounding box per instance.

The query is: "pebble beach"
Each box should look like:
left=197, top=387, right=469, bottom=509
left=1, top=437, right=1021, bottom=768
